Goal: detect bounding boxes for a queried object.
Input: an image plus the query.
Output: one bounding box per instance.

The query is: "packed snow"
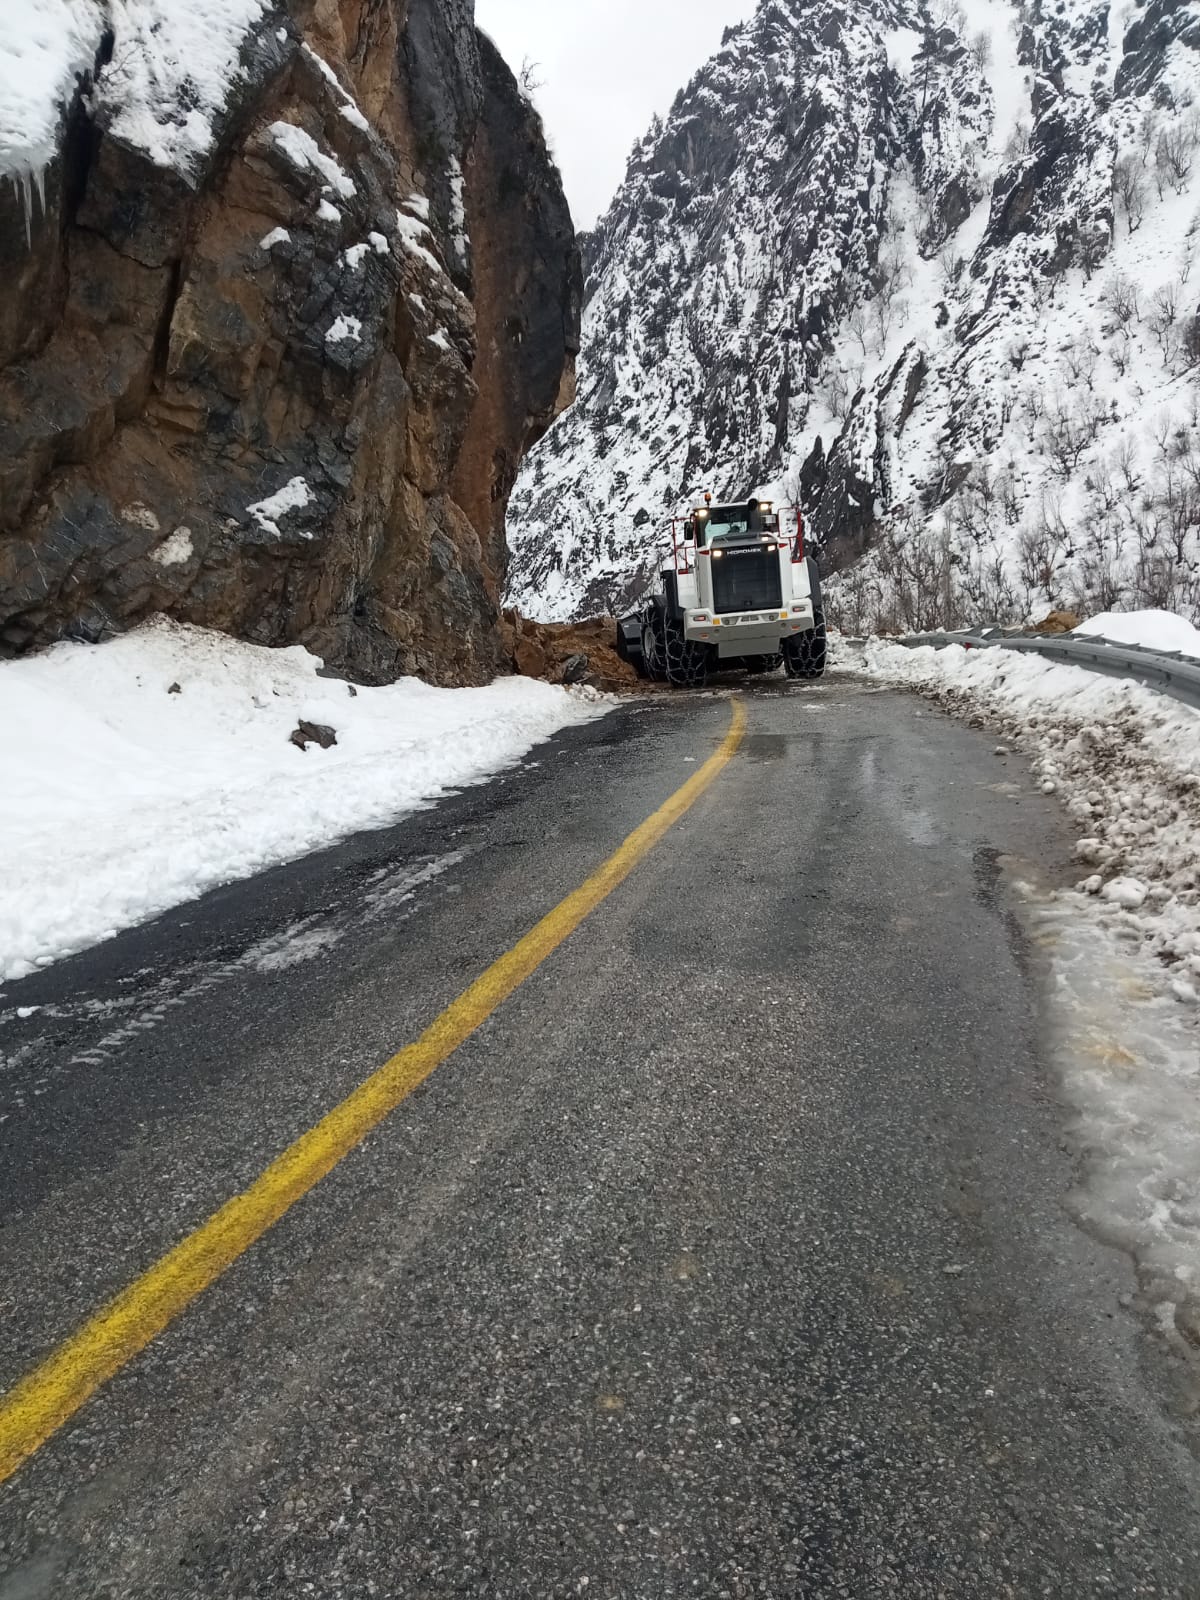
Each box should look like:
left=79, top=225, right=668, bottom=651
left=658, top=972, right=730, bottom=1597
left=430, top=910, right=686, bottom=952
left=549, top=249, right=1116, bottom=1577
left=0, top=620, right=608, bottom=982
left=97, top=0, right=271, bottom=174
left=857, top=631, right=1200, bottom=1343
left=269, top=120, right=356, bottom=199
left=395, top=209, right=445, bottom=276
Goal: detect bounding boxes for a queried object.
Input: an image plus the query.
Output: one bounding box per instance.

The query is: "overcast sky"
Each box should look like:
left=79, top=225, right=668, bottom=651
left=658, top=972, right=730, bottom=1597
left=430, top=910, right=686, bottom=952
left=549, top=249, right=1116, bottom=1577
left=475, top=0, right=758, bottom=229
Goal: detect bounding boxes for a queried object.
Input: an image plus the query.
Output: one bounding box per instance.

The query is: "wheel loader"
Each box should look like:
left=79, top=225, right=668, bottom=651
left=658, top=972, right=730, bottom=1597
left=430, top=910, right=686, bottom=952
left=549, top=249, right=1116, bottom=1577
left=615, top=497, right=827, bottom=689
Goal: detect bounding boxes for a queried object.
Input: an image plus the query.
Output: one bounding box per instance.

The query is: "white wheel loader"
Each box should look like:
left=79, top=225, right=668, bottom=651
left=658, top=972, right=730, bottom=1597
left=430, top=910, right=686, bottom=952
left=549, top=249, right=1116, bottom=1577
left=615, top=497, right=827, bottom=689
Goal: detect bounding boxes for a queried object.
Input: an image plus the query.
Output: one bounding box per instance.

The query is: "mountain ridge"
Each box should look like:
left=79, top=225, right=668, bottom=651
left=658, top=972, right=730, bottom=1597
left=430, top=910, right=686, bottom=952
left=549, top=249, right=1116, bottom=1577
left=507, top=0, right=1200, bottom=634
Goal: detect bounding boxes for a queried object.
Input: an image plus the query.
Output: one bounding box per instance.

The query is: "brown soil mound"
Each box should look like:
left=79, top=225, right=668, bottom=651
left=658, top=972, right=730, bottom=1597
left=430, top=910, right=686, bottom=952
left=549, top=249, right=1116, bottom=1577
left=500, top=611, right=643, bottom=693
left=1028, top=610, right=1081, bottom=635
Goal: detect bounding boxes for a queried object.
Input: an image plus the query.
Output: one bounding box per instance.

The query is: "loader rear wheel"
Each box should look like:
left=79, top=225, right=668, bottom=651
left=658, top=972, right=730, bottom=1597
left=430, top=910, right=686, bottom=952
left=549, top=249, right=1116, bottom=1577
left=744, top=654, right=783, bottom=675
left=663, top=612, right=710, bottom=689
left=616, top=616, right=648, bottom=679
left=784, top=607, right=828, bottom=681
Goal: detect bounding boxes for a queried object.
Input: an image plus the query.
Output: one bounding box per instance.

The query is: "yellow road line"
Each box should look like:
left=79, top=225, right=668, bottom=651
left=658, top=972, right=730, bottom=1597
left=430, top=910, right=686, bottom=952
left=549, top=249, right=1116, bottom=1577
left=0, top=698, right=747, bottom=1486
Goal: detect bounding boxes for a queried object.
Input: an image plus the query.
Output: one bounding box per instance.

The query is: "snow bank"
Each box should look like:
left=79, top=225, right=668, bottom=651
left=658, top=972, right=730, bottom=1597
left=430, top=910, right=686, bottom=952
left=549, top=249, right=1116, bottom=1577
left=0, top=620, right=608, bottom=981
left=1074, top=608, right=1200, bottom=659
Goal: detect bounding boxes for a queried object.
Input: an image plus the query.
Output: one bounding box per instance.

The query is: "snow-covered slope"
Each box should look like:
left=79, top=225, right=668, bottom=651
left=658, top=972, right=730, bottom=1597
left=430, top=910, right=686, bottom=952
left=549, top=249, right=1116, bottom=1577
left=506, top=0, right=1200, bottom=632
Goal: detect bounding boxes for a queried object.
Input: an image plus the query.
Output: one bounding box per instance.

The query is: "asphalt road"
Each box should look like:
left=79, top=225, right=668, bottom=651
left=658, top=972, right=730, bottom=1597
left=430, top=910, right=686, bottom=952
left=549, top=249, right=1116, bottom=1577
left=1, top=673, right=1198, bottom=1597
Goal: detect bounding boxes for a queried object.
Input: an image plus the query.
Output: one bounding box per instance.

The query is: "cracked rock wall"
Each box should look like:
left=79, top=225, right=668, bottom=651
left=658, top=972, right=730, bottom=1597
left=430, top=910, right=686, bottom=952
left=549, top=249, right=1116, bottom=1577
left=0, top=0, right=580, bottom=684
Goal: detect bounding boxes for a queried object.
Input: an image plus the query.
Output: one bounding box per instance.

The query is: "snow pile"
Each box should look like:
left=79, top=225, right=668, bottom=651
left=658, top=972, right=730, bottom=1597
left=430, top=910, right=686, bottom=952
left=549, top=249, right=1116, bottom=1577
left=1074, top=608, right=1200, bottom=658
left=0, top=620, right=608, bottom=981
left=859, top=638, right=1200, bottom=1000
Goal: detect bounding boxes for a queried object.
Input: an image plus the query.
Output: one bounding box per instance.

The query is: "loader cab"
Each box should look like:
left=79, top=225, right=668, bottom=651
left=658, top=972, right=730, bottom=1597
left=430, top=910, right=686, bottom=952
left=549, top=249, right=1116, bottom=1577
left=693, top=500, right=780, bottom=547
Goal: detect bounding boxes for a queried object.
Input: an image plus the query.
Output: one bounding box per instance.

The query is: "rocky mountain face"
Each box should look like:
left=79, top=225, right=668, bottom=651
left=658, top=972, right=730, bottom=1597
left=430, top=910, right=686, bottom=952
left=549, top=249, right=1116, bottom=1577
left=506, top=0, right=1200, bottom=634
left=0, top=0, right=580, bottom=684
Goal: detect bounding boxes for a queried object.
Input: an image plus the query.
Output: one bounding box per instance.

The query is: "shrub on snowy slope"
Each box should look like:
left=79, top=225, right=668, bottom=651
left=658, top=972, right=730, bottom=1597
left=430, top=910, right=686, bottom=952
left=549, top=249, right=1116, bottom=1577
left=507, top=0, right=1200, bottom=633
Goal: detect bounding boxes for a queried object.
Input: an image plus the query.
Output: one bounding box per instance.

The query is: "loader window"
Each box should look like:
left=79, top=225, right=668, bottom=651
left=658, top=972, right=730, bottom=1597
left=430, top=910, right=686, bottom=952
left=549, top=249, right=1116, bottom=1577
left=701, top=508, right=751, bottom=545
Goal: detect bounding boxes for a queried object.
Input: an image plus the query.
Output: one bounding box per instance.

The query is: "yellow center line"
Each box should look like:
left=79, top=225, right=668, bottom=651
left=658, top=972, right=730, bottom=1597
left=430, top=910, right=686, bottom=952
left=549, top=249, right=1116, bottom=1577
left=0, top=697, right=747, bottom=1486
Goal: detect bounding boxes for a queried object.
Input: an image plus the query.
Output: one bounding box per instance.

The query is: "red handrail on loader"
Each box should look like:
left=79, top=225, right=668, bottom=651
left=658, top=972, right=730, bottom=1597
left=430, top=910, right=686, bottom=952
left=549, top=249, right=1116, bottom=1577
left=661, top=506, right=805, bottom=575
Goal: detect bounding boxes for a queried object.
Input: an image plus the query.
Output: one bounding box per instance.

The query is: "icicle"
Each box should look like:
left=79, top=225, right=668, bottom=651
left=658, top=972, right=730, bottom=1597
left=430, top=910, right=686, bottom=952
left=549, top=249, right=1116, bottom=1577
left=8, top=168, right=39, bottom=250
left=8, top=164, right=48, bottom=250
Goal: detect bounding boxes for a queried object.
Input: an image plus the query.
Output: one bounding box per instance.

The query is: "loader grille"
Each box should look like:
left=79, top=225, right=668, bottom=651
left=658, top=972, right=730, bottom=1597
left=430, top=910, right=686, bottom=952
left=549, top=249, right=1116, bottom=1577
left=711, top=546, right=783, bottom=615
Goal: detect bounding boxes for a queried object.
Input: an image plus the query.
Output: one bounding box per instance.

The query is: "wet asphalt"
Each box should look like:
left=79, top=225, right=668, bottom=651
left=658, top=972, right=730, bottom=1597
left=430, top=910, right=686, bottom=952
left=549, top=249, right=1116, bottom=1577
left=1, top=673, right=1199, bottom=1598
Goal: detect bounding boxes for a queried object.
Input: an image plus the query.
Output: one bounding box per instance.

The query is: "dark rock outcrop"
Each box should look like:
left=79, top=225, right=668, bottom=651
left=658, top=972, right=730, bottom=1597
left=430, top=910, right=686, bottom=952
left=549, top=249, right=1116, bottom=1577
left=0, top=0, right=580, bottom=685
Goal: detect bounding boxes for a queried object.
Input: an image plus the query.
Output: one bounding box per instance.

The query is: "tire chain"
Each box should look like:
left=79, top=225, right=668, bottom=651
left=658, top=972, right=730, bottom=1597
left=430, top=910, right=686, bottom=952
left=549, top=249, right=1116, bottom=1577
left=784, top=610, right=828, bottom=680
left=664, top=615, right=709, bottom=688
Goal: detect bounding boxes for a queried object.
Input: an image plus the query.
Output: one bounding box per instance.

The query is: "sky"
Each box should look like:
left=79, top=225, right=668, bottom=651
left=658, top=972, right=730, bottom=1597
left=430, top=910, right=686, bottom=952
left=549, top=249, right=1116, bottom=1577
left=475, top=0, right=758, bottom=229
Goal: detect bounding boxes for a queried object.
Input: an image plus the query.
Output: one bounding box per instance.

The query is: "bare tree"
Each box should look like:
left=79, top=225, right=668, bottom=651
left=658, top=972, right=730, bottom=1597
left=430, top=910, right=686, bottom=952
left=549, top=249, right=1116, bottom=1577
left=1062, top=337, right=1100, bottom=392
left=1148, top=279, right=1183, bottom=366
left=970, top=31, right=993, bottom=71
left=1002, top=123, right=1032, bottom=164
left=1100, top=271, right=1140, bottom=326
left=518, top=56, right=544, bottom=98
left=1155, top=117, right=1200, bottom=197
left=1113, top=156, right=1148, bottom=234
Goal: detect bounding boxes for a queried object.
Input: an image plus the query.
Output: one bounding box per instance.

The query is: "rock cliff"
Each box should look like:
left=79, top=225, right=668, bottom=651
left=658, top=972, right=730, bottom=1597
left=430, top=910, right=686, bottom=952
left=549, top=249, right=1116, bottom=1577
left=0, top=0, right=580, bottom=684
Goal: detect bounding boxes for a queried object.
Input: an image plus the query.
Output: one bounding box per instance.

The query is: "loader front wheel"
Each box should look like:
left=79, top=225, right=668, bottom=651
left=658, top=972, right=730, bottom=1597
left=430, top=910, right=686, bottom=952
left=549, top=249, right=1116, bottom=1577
left=642, top=611, right=668, bottom=683
left=783, top=607, right=828, bottom=681
left=663, top=612, right=710, bottom=689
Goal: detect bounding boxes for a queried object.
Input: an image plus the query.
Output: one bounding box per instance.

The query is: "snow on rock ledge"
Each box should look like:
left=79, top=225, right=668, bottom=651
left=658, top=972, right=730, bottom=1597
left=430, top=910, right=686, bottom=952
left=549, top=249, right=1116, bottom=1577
left=0, top=620, right=609, bottom=981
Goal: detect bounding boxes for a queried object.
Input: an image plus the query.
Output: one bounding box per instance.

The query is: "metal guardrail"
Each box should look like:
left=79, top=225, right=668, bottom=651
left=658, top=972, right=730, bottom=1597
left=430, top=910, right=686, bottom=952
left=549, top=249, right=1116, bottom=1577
left=879, top=628, right=1200, bottom=712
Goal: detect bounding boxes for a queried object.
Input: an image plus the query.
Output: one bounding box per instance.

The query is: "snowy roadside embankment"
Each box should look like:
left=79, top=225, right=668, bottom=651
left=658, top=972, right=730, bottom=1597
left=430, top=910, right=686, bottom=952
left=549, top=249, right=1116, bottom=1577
left=859, top=632, right=1200, bottom=1347
left=0, top=620, right=609, bottom=982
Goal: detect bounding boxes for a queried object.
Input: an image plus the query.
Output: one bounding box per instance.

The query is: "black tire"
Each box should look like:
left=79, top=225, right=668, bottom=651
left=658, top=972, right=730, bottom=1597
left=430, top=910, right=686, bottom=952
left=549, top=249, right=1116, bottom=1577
left=744, top=654, right=783, bottom=676
left=783, top=606, right=828, bottom=680
left=616, top=617, right=648, bottom=679
left=662, top=610, right=710, bottom=688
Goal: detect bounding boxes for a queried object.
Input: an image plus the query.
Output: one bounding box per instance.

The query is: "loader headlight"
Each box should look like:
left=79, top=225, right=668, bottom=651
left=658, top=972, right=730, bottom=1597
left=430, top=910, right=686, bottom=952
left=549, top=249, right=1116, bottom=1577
left=759, top=500, right=774, bottom=512
left=712, top=549, right=724, bottom=559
